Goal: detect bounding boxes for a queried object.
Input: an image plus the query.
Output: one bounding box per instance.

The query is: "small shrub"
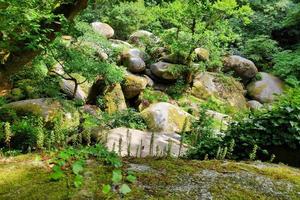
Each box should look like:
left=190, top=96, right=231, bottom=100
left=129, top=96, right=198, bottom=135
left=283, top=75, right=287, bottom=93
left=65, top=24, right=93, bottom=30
left=101, top=109, right=148, bottom=130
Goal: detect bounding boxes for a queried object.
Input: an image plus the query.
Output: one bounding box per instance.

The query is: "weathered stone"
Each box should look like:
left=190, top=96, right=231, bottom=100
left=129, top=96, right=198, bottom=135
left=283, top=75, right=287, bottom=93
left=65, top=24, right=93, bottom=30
left=121, top=49, right=146, bottom=73
left=195, top=48, right=210, bottom=61
left=142, top=76, right=153, bottom=88
left=103, top=127, right=188, bottom=157
left=60, top=79, right=87, bottom=101
left=103, top=84, right=127, bottom=114
left=91, top=22, right=114, bottom=38
left=247, top=72, right=284, bottom=103
left=248, top=100, right=263, bottom=110
left=141, top=102, right=193, bottom=133
left=109, top=39, right=133, bottom=49
left=192, top=72, right=247, bottom=110
left=122, top=72, right=148, bottom=99
left=1, top=98, right=80, bottom=129
left=150, top=61, right=179, bottom=80
left=223, top=55, right=258, bottom=82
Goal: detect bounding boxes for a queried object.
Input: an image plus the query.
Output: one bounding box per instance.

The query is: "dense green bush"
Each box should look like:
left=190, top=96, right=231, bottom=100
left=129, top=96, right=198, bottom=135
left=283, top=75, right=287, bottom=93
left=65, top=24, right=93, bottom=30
left=101, top=109, right=148, bottom=130
left=241, top=35, right=280, bottom=69
left=272, top=47, right=300, bottom=86
left=224, top=88, right=300, bottom=160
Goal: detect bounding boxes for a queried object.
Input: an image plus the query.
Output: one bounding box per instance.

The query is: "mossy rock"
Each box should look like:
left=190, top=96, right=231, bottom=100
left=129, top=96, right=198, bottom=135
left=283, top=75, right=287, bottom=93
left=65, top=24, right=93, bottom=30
left=247, top=72, right=284, bottom=103
left=141, top=102, right=193, bottom=132
left=103, top=83, right=127, bottom=114
left=1, top=98, right=80, bottom=130
left=192, top=72, right=247, bottom=111
left=122, top=72, right=148, bottom=99
left=1, top=154, right=300, bottom=200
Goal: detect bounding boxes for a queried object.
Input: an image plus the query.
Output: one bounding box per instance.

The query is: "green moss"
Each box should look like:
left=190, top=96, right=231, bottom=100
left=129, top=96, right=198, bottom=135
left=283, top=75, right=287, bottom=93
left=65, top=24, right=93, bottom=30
left=0, top=154, right=74, bottom=200
left=1, top=155, right=300, bottom=200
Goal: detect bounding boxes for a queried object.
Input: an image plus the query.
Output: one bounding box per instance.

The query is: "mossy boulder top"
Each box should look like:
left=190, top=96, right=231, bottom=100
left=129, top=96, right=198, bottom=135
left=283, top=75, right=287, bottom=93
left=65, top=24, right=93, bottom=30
left=121, top=48, right=146, bottom=73
left=141, top=102, right=193, bottom=133
left=103, top=83, right=127, bottom=114
left=122, top=72, right=148, bottom=99
left=192, top=72, right=247, bottom=110
left=150, top=61, right=179, bottom=81
left=247, top=72, right=284, bottom=103
left=1, top=98, right=80, bottom=129
left=91, top=22, right=114, bottom=39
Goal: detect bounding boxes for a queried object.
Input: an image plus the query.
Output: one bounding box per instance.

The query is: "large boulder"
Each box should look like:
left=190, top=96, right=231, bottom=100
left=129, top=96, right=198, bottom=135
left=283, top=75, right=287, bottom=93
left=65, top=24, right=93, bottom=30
left=1, top=98, right=80, bottom=129
left=223, top=55, right=258, bottom=82
left=247, top=72, right=284, bottom=103
left=102, top=127, right=187, bottom=157
left=103, top=84, right=127, bottom=114
left=150, top=61, right=179, bottom=80
left=141, top=102, right=193, bottom=133
left=121, top=49, right=146, bottom=73
left=91, top=22, right=114, bottom=38
left=122, top=72, right=148, bottom=99
left=192, top=72, right=247, bottom=110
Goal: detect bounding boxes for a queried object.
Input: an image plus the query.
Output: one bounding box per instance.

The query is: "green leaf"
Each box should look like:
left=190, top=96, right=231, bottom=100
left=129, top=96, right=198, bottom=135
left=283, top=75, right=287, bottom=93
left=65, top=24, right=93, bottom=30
left=126, top=175, right=137, bottom=183
left=72, top=160, right=84, bottom=175
left=102, top=184, right=111, bottom=194
left=59, top=151, right=71, bottom=160
left=112, top=170, right=122, bottom=184
left=74, top=175, right=83, bottom=188
left=50, top=166, right=64, bottom=181
left=120, top=184, right=131, bottom=195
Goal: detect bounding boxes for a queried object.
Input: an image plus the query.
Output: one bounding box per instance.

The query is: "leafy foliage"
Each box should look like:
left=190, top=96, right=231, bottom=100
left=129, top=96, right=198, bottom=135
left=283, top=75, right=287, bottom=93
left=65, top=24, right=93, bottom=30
left=241, top=35, right=280, bottom=69
left=272, top=47, right=300, bottom=86
left=224, top=88, right=300, bottom=160
left=100, top=109, right=148, bottom=130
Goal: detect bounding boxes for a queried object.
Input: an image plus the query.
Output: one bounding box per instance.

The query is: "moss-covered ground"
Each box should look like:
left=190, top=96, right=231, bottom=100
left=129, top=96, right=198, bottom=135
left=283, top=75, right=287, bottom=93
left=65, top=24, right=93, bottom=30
left=0, top=154, right=299, bottom=200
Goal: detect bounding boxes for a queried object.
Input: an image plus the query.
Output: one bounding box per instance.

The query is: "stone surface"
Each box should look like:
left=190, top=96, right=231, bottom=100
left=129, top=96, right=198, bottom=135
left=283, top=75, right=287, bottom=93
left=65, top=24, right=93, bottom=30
left=195, top=48, right=210, bottom=61
left=122, top=72, right=148, bottom=99
left=141, top=102, right=193, bottom=132
left=248, top=100, right=263, bottom=110
left=150, top=61, right=178, bottom=80
left=60, top=79, right=87, bottom=102
left=223, top=55, right=258, bottom=82
left=2, top=155, right=299, bottom=200
left=103, top=127, right=187, bottom=157
left=192, top=72, right=247, bottom=109
left=103, top=84, right=127, bottom=114
left=91, top=22, right=114, bottom=38
left=247, top=72, right=284, bottom=103
left=109, top=39, right=133, bottom=49
left=121, top=48, right=146, bottom=73
left=1, top=98, right=80, bottom=129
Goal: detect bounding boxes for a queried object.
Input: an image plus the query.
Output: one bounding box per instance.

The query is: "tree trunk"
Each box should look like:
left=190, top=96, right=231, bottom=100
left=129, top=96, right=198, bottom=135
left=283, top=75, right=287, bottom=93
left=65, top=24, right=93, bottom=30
left=0, top=0, right=88, bottom=96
